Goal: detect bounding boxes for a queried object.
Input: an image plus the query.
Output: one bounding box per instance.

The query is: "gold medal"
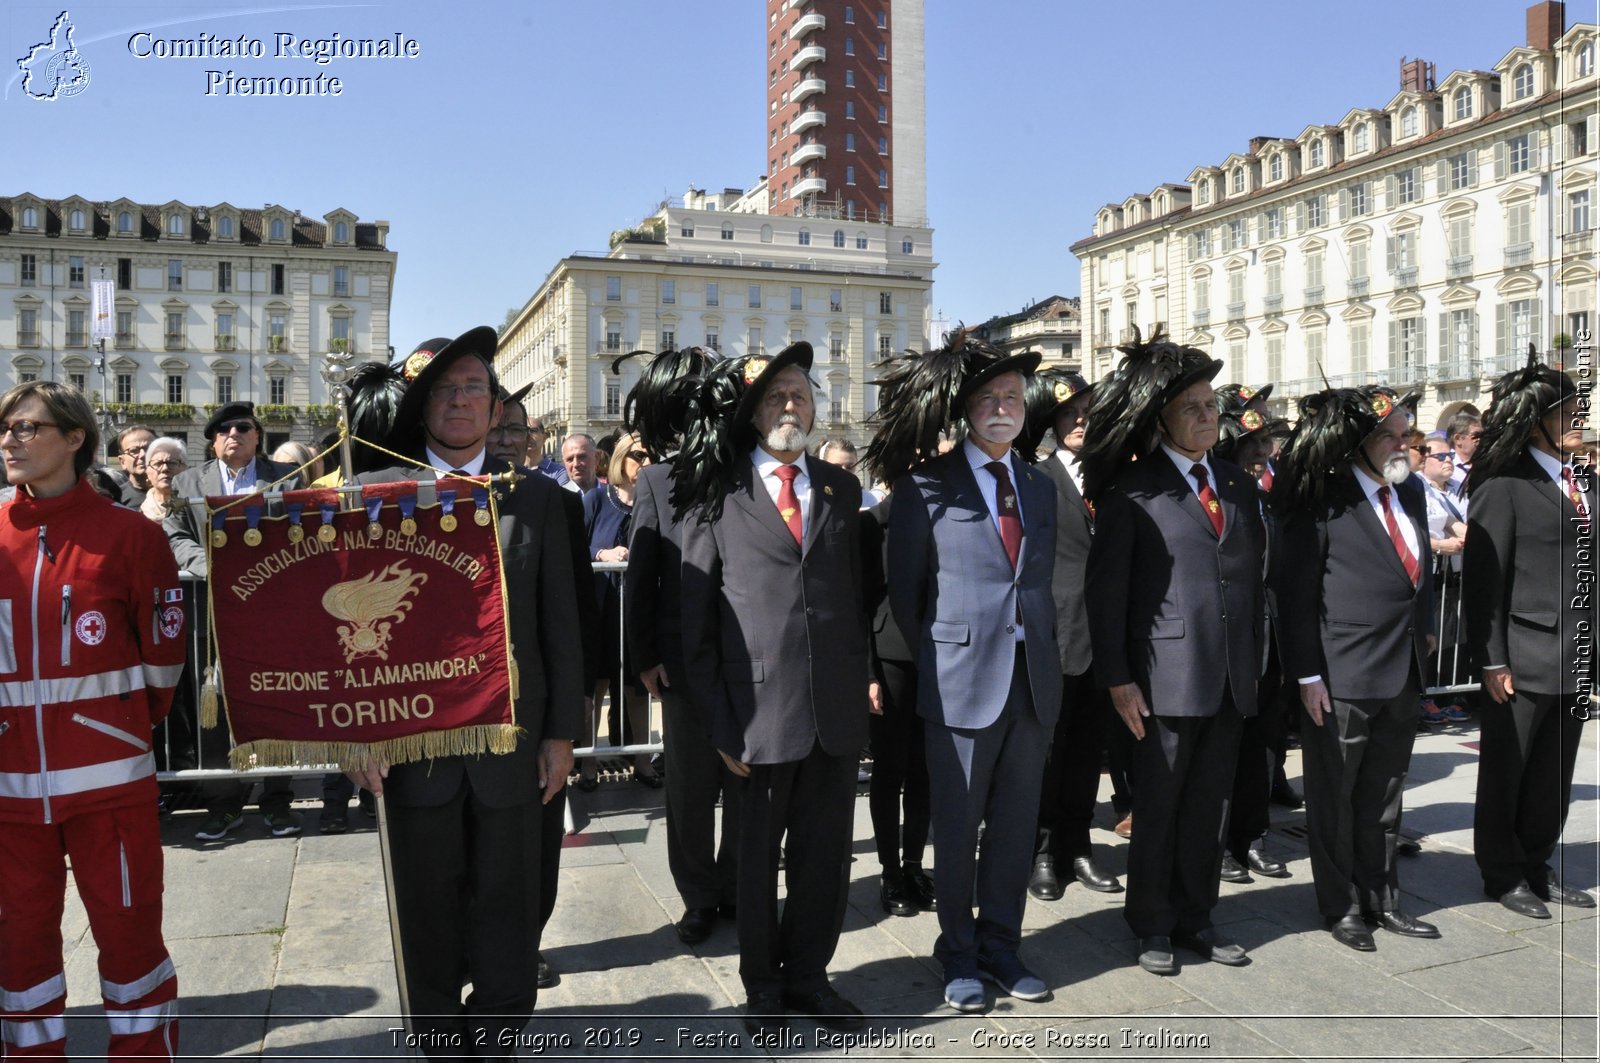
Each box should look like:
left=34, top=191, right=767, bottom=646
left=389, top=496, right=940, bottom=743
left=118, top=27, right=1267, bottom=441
left=318, top=524, right=337, bottom=543
left=400, top=517, right=418, bottom=536
left=243, top=528, right=263, bottom=547
left=440, top=514, right=457, bottom=532
left=287, top=525, right=305, bottom=544
left=475, top=508, right=492, bottom=526
left=210, top=529, right=227, bottom=548
left=367, top=522, right=383, bottom=540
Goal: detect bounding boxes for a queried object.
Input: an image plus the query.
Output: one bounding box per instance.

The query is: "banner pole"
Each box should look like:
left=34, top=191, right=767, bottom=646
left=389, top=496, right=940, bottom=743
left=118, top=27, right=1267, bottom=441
left=322, top=349, right=416, bottom=1056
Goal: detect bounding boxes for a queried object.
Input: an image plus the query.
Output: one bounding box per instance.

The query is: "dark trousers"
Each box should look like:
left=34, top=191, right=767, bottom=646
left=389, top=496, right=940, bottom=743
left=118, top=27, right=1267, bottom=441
left=1302, top=677, right=1420, bottom=919
left=386, top=775, right=543, bottom=1059
left=541, top=788, right=564, bottom=931
left=869, top=657, right=930, bottom=871
left=662, top=684, right=741, bottom=909
left=208, top=775, right=293, bottom=817
left=734, top=741, right=856, bottom=997
left=1475, top=690, right=1587, bottom=896
left=1108, top=712, right=1137, bottom=818
left=1229, top=641, right=1288, bottom=857
left=1036, top=667, right=1111, bottom=862
left=1123, top=696, right=1243, bottom=939
left=924, top=645, right=1049, bottom=973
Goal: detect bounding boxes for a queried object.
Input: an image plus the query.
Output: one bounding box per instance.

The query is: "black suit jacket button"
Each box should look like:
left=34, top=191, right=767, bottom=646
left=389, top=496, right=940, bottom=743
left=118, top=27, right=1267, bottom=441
left=1006, top=625, right=1016, bottom=634
left=806, top=607, right=816, bottom=617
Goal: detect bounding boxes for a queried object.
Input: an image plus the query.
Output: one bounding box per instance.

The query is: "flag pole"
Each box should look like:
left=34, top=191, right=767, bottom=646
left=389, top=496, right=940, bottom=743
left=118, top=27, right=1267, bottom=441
left=321, top=349, right=416, bottom=1056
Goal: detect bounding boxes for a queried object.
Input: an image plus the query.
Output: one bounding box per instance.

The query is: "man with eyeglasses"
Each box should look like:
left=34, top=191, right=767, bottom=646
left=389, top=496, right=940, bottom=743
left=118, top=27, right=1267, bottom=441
left=164, top=401, right=304, bottom=841
left=113, top=423, right=157, bottom=508
left=1444, top=411, right=1482, bottom=496
left=525, top=415, right=569, bottom=486
left=1418, top=432, right=1471, bottom=722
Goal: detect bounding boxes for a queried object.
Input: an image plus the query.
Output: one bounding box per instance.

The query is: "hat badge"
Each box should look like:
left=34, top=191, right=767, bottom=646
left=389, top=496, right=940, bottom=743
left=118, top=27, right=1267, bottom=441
left=1053, top=381, right=1074, bottom=402
left=743, top=357, right=770, bottom=385
left=1238, top=385, right=1255, bottom=400
left=1240, top=409, right=1265, bottom=431
left=1370, top=393, right=1394, bottom=419
left=403, top=349, right=435, bottom=382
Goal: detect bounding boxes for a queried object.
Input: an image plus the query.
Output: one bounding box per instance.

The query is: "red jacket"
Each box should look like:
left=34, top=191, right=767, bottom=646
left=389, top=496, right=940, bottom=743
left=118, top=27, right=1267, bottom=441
left=0, top=478, right=185, bottom=824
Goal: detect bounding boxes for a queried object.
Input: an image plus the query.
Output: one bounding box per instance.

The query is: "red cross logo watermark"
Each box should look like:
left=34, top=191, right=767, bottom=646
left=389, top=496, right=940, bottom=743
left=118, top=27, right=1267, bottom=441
left=74, top=610, right=107, bottom=646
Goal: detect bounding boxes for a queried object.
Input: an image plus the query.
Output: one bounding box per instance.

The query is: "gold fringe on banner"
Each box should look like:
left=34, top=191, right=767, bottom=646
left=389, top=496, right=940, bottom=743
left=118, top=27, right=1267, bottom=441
left=199, top=664, right=220, bottom=729
left=229, top=723, right=524, bottom=773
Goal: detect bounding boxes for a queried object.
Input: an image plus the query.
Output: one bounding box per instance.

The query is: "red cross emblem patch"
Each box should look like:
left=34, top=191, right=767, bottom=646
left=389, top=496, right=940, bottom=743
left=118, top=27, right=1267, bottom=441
left=75, top=611, right=107, bottom=646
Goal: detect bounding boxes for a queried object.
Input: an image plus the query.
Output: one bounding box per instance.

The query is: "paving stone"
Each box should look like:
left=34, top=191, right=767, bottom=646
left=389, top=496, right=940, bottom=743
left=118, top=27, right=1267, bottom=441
left=1393, top=944, right=1594, bottom=1057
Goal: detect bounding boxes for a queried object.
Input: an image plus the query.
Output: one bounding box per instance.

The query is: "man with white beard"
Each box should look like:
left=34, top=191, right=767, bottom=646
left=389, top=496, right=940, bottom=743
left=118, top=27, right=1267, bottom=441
left=875, top=334, right=1060, bottom=1011
left=1274, top=385, right=1438, bottom=952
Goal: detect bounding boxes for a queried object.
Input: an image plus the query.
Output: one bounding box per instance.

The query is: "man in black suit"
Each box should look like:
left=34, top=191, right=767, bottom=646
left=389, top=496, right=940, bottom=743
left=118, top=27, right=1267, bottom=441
left=348, top=327, right=582, bottom=1056
left=623, top=348, right=743, bottom=947
left=164, top=401, right=304, bottom=839
left=677, top=343, right=869, bottom=1034
left=1024, top=370, right=1123, bottom=901
left=1080, top=329, right=1265, bottom=976
left=1465, top=355, right=1597, bottom=919
left=1275, top=387, right=1439, bottom=950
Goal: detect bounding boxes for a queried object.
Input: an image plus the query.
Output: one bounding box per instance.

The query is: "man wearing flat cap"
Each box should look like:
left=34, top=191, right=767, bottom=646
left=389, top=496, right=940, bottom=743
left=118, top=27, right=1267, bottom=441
left=164, top=401, right=305, bottom=840
left=870, top=332, right=1060, bottom=1011
left=1465, top=350, right=1597, bottom=919
left=1274, top=385, right=1438, bottom=951
left=675, top=342, right=870, bottom=1035
left=1080, top=328, right=1266, bottom=976
left=347, top=327, right=582, bottom=1055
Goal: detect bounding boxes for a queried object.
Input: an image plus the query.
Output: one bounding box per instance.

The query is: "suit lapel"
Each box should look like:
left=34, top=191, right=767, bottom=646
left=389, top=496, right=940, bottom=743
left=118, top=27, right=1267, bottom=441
left=802, top=462, right=833, bottom=556
left=951, top=452, right=1012, bottom=564
left=1215, top=464, right=1251, bottom=545
left=1347, top=470, right=1412, bottom=585
left=1157, top=455, right=1217, bottom=538
left=730, top=461, right=800, bottom=553
left=1016, top=463, right=1053, bottom=567
left=1044, top=454, right=1093, bottom=530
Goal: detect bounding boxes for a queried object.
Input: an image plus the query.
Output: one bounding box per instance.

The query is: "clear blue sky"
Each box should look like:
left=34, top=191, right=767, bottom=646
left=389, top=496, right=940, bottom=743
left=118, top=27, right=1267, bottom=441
left=2, top=0, right=1553, bottom=352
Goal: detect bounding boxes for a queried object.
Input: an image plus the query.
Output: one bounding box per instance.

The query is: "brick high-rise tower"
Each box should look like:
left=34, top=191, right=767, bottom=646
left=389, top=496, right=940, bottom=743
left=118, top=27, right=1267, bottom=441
left=766, top=0, right=926, bottom=225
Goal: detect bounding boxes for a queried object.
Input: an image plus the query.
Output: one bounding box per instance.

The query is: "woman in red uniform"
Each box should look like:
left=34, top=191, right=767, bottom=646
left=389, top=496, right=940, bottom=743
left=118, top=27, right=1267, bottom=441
left=0, top=382, right=185, bottom=1059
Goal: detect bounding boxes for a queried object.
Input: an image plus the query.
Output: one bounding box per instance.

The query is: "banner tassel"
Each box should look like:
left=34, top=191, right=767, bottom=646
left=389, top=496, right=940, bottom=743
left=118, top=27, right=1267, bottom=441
left=199, top=665, right=219, bottom=728
left=508, top=652, right=520, bottom=702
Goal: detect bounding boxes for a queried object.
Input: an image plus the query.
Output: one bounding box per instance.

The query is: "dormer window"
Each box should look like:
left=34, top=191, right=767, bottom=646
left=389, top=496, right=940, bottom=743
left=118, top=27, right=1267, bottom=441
left=333, top=221, right=349, bottom=243
left=1454, top=86, right=1473, bottom=120
left=1579, top=42, right=1595, bottom=79
left=20, top=207, right=38, bottom=229
left=118, top=211, right=133, bottom=233
left=1401, top=106, right=1418, bottom=138
left=217, top=216, right=234, bottom=239
left=1310, top=140, right=1325, bottom=167
left=167, top=214, right=184, bottom=236
left=1231, top=169, right=1244, bottom=195
left=1353, top=124, right=1370, bottom=153
left=1196, top=181, right=1210, bottom=206
left=270, top=218, right=286, bottom=241
left=1512, top=63, right=1534, bottom=100
left=68, top=209, right=85, bottom=231
left=1269, top=154, right=1283, bottom=182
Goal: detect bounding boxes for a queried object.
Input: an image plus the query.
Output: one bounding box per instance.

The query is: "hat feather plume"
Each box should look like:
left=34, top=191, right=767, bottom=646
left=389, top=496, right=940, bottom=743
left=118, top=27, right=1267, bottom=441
left=860, top=326, right=976, bottom=483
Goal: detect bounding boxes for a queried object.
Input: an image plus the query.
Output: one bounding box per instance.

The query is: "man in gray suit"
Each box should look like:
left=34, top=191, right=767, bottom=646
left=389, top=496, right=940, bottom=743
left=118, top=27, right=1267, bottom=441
left=163, top=401, right=304, bottom=839
left=677, top=342, right=870, bottom=1035
left=1081, top=329, right=1266, bottom=976
left=874, top=334, right=1060, bottom=1012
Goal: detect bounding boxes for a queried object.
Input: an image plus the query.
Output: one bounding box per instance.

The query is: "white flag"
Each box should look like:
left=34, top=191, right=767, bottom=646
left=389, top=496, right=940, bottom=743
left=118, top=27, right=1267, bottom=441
left=90, top=279, right=115, bottom=341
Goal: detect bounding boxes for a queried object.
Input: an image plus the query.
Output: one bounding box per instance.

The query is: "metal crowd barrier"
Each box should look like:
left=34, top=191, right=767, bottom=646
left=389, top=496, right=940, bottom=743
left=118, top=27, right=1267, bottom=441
left=1423, top=553, right=1480, bottom=700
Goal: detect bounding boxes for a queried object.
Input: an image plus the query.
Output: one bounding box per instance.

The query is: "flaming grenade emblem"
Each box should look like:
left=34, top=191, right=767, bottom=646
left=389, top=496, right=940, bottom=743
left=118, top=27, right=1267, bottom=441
left=322, top=562, right=429, bottom=663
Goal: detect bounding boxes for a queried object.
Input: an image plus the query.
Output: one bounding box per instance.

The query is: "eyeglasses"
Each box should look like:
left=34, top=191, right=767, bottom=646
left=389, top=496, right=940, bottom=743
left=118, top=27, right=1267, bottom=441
left=148, top=459, right=187, bottom=471
left=0, top=420, right=61, bottom=442
left=489, top=424, right=531, bottom=441
left=216, top=420, right=256, bottom=435
left=626, top=450, right=650, bottom=463
left=121, top=444, right=150, bottom=455
left=429, top=381, right=492, bottom=402
left=1426, top=450, right=1455, bottom=461
left=527, top=424, right=548, bottom=436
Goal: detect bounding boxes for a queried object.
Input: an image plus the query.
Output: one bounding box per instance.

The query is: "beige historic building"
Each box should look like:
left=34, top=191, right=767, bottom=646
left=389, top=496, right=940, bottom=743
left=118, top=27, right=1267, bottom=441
left=1072, top=2, right=1596, bottom=427
left=0, top=195, right=396, bottom=456
left=974, top=295, right=1082, bottom=367
left=496, top=187, right=935, bottom=446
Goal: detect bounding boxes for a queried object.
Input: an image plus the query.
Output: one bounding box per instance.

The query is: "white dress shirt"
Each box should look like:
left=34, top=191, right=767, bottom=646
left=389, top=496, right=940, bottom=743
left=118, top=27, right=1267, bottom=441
left=218, top=458, right=260, bottom=496
left=1054, top=447, right=1086, bottom=498
left=1353, top=464, right=1421, bottom=562
left=964, top=438, right=1025, bottom=641
left=1527, top=445, right=1584, bottom=512
left=425, top=446, right=487, bottom=477
left=1160, top=444, right=1221, bottom=524
left=752, top=446, right=811, bottom=540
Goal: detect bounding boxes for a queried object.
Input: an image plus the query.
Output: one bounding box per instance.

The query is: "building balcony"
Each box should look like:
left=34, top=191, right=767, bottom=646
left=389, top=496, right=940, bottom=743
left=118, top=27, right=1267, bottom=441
left=66, top=332, right=87, bottom=348
left=587, top=405, right=623, bottom=420
left=1565, top=231, right=1593, bottom=254
left=1504, top=243, right=1534, bottom=268
left=215, top=335, right=235, bottom=352
left=1434, top=358, right=1476, bottom=382
left=1446, top=256, right=1474, bottom=279
left=1225, top=302, right=1246, bottom=322
left=1262, top=293, right=1283, bottom=315
left=793, top=175, right=828, bottom=196
left=792, top=109, right=825, bottom=135
left=1347, top=278, right=1369, bottom=299
left=1389, top=361, right=1428, bottom=385
left=792, top=142, right=827, bottom=166
left=792, top=77, right=825, bottom=104
left=1191, top=308, right=1210, bottom=327
left=1303, top=286, right=1325, bottom=307
left=164, top=333, right=185, bottom=350
left=1394, top=267, right=1419, bottom=290
left=17, top=330, right=38, bottom=347
left=115, top=332, right=134, bottom=349
left=268, top=335, right=287, bottom=353
left=793, top=43, right=825, bottom=68
left=792, top=11, right=826, bottom=36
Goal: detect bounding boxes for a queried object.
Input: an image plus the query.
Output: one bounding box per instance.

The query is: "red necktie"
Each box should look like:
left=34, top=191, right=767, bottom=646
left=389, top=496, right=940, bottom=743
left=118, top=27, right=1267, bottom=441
left=774, top=464, right=803, bottom=546
left=985, top=461, right=1022, bottom=569
left=1259, top=465, right=1274, bottom=491
left=1377, top=486, right=1421, bottom=584
left=1190, top=463, right=1225, bottom=537
left=1563, top=467, right=1590, bottom=519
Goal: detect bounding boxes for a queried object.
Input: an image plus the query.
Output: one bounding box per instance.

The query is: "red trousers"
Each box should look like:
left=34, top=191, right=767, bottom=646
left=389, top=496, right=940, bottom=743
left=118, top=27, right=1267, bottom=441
left=0, top=805, right=177, bottom=1060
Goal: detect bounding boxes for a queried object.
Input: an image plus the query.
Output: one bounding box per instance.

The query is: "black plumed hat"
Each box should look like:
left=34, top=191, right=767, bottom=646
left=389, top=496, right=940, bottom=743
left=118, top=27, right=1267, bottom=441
left=1270, top=385, right=1414, bottom=513
left=1212, top=406, right=1271, bottom=464
left=1018, top=367, right=1092, bottom=459
left=387, top=326, right=499, bottom=455
left=1077, top=326, right=1224, bottom=501
left=1468, top=344, right=1580, bottom=493
left=617, top=346, right=722, bottom=460
left=1215, top=381, right=1274, bottom=414
left=344, top=361, right=407, bottom=475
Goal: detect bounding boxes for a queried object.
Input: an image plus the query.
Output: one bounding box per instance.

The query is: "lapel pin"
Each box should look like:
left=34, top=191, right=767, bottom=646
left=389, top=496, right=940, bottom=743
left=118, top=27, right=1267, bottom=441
left=824, top=485, right=834, bottom=496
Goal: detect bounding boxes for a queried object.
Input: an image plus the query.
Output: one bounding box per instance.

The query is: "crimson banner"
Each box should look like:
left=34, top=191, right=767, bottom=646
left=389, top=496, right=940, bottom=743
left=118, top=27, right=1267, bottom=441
left=204, top=480, right=515, bottom=769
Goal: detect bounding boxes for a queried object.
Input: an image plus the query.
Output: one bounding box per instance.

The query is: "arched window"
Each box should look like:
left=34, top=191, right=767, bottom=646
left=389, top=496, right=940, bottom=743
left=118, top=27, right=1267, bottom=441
left=759, top=224, right=773, bottom=243
left=69, top=209, right=84, bottom=230
left=798, top=228, right=811, bottom=245
left=1353, top=124, right=1369, bottom=152
left=1269, top=155, right=1283, bottom=182
left=1579, top=42, right=1595, bottom=78
left=1231, top=169, right=1244, bottom=194
left=217, top=216, right=234, bottom=239
left=20, top=207, right=37, bottom=228
left=833, top=229, right=845, bottom=247
left=168, top=214, right=184, bottom=235
left=334, top=221, right=349, bottom=242
left=1453, top=86, right=1473, bottom=120
left=118, top=211, right=133, bottom=233
left=1401, top=106, right=1418, bottom=137
left=270, top=218, right=286, bottom=240
left=1513, top=62, right=1534, bottom=99
left=1310, top=140, right=1325, bottom=167
left=720, top=223, right=734, bottom=240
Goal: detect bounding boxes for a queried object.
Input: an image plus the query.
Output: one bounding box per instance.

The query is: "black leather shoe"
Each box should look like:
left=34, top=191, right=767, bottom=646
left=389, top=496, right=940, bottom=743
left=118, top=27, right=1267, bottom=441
left=1330, top=914, right=1376, bottom=951
left=1370, top=911, right=1440, bottom=938
left=1539, top=881, right=1598, bottom=909
left=881, top=872, right=917, bottom=917
left=742, top=992, right=787, bottom=1036
left=902, top=864, right=937, bottom=911
left=1270, top=779, right=1304, bottom=809
left=1495, top=884, right=1552, bottom=919
left=1028, top=857, right=1063, bottom=901
left=535, top=950, right=558, bottom=989
left=1219, top=854, right=1253, bottom=884
left=1395, top=837, right=1422, bottom=856
left=1072, top=855, right=1124, bottom=893
left=1137, top=936, right=1177, bottom=975
left=1173, top=927, right=1249, bottom=966
left=1245, top=849, right=1290, bottom=878
left=675, top=907, right=718, bottom=944
left=781, top=987, right=864, bottom=1031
